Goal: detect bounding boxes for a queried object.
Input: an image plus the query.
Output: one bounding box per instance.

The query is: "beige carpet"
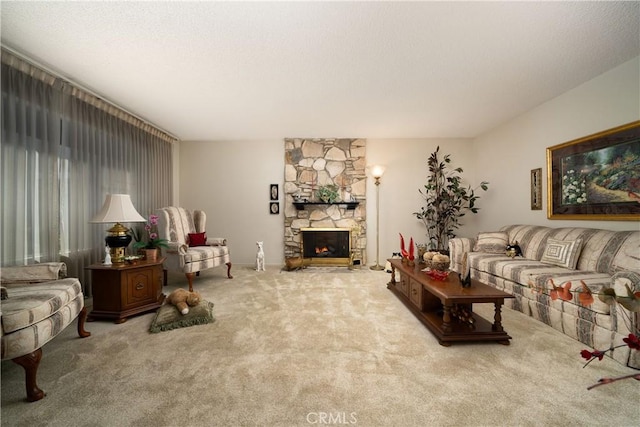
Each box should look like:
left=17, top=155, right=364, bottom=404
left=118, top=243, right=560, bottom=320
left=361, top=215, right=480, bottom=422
left=2, top=266, right=638, bottom=426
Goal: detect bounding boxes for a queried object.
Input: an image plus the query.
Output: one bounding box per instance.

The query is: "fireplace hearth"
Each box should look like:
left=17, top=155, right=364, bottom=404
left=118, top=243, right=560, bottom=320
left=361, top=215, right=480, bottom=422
left=301, top=228, right=351, bottom=266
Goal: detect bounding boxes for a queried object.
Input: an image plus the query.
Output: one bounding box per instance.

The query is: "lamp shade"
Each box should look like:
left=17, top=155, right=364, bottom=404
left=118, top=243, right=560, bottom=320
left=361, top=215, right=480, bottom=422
left=371, top=165, right=385, bottom=179
left=89, top=194, right=146, bottom=224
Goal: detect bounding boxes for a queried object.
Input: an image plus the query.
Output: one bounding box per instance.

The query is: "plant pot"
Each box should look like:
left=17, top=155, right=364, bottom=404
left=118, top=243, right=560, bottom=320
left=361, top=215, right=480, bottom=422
left=144, top=248, right=159, bottom=262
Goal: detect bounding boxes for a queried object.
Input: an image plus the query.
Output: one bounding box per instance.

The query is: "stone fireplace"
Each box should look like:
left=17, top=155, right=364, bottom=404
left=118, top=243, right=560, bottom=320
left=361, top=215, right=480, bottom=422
left=284, top=138, right=366, bottom=265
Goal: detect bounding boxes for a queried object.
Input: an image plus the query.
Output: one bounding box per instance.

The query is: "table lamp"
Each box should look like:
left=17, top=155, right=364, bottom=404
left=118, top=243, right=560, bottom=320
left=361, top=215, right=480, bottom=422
left=90, top=194, right=146, bottom=264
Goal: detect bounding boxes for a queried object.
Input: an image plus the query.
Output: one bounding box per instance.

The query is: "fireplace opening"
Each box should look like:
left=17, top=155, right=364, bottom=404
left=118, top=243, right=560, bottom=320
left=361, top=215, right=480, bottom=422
left=301, top=228, right=351, bottom=265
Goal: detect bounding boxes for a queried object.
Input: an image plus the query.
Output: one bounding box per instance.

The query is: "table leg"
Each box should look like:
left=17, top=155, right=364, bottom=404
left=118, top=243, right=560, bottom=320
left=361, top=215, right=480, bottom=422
left=442, top=304, right=452, bottom=332
left=389, top=265, right=396, bottom=286
left=492, top=301, right=504, bottom=332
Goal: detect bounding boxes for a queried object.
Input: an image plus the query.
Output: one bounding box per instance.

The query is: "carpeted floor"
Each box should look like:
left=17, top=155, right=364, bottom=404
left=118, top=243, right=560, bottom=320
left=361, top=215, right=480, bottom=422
left=1, top=265, right=638, bottom=426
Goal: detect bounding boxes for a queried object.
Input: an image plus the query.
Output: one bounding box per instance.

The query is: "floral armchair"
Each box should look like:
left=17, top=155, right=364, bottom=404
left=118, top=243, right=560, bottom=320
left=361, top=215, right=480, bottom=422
left=156, top=207, right=232, bottom=291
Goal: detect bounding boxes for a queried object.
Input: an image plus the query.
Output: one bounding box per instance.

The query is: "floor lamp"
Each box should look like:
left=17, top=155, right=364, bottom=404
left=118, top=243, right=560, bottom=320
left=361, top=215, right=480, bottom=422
left=370, top=166, right=385, bottom=270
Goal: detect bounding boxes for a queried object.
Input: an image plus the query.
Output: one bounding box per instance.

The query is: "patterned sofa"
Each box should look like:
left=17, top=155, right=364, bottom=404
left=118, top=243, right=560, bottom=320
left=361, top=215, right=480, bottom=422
left=156, top=207, right=232, bottom=292
left=449, top=225, right=639, bottom=368
left=1, top=262, right=90, bottom=401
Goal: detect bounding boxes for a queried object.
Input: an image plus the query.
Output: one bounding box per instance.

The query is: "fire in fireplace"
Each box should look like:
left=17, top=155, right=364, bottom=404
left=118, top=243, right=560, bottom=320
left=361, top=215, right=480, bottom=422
left=301, top=228, right=351, bottom=266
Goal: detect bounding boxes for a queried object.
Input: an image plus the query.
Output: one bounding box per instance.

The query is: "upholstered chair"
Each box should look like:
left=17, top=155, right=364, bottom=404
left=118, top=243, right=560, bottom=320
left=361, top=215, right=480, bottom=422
left=156, top=207, right=232, bottom=291
left=1, top=262, right=90, bottom=401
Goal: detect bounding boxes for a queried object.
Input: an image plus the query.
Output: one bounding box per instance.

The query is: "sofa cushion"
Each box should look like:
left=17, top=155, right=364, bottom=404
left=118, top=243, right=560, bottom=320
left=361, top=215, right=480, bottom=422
left=473, top=232, right=508, bottom=253
left=467, top=252, right=612, bottom=314
left=540, top=238, right=583, bottom=269
left=182, top=246, right=230, bottom=264
left=1, top=278, right=83, bottom=334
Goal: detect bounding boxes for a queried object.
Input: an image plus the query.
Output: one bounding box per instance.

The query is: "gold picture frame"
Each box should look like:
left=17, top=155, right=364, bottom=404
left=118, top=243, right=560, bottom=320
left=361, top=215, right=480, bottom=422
left=546, top=121, right=640, bottom=220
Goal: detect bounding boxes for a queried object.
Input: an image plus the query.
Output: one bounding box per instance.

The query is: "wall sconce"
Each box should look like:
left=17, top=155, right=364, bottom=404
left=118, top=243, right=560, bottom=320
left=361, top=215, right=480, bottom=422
left=90, top=194, right=146, bottom=265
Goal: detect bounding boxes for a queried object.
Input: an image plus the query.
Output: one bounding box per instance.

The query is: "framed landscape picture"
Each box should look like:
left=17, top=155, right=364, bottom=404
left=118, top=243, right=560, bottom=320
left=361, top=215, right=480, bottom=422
left=546, top=121, right=640, bottom=220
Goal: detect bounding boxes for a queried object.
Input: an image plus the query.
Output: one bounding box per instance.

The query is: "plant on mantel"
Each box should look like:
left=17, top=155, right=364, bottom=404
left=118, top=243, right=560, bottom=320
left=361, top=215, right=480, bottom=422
left=529, top=277, right=640, bottom=389
left=414, top=146, right=489, bottom=252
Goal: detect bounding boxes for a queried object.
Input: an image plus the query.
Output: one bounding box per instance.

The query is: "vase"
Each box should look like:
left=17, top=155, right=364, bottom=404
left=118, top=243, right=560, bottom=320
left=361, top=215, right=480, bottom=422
left=417, top=244, right=427, bottom=263
left=144, top=248, right=159, bottom=262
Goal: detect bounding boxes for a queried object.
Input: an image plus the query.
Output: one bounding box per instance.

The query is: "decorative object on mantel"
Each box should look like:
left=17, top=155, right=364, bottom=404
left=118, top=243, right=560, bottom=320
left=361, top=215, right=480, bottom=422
left=90, top=193, right=147, bottom=264
left=531, top=168, right=542, bottom=210
left=547, top=120, right=640, bottom=220
left=316, top=184, right=340, bottom=203
left=370, top=165, right=386, bottom=270
left=414, top=146, right=489, bottom=252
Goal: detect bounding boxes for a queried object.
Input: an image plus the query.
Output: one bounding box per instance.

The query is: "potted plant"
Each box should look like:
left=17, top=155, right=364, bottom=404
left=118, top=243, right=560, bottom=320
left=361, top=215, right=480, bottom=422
left=414, top=146, right=489, bottom=252
left=132, top=214, right=169, bottom=261
left=316, top=184, right=340, bottom=203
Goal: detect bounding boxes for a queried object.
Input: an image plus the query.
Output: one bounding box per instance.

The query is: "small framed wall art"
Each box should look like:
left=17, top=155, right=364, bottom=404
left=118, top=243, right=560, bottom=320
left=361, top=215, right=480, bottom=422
left=270, top=184, right=279, bottom=201
left=270, top=202, right=279, bottom=215
left=531, top=168, right=542, bottom=210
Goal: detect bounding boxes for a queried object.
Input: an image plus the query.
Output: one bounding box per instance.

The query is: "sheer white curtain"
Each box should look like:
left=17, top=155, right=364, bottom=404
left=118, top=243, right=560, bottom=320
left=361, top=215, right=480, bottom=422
left=1, top=49, right=174, bottom=294
left=1, top=61, right=62, bottom=265
left=63, top=96, right=173, bottom=287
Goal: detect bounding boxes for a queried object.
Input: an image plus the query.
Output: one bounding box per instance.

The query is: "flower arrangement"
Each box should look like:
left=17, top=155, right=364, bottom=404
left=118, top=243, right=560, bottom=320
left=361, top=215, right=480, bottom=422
left=529, top=277, right=640, bottom=389
left=132, top=214, right=169, bottom=250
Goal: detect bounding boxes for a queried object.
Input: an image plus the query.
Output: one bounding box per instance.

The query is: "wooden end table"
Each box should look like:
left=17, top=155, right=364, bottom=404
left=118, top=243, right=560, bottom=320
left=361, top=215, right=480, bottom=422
left=387, top=258, right=514, bottom=346
left=86, top=257, right=166, bottom=324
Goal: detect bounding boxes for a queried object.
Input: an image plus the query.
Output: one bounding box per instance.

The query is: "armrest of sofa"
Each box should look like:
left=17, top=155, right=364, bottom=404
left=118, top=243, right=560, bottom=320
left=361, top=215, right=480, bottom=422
left=612, top=270, right=639, bottom=317
left=602, top=271, right=640, bottom=340
left=448, top=237, right=475, bottom=274
left=0, top=262, right=67, bottom=285
left=206, top=237, right=227, bottom=246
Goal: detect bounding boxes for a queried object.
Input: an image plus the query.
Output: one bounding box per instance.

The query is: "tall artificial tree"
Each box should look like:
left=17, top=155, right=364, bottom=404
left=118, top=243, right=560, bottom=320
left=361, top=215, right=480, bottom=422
left=414, top=146, right=489, bottom=251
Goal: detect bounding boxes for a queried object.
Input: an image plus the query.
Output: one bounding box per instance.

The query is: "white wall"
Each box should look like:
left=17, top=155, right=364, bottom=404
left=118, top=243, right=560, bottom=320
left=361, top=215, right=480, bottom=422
left=178, top=140, right=285, bottom=266
left=364, top=139, right=475, bottom=265
left=473, top=56, right=640, bottom=235
left=177, top=56, right=639, bottom=266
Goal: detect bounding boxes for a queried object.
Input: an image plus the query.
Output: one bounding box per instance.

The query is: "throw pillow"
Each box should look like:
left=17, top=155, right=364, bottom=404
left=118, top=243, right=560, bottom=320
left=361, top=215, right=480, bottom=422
left=473, top=232, right=509, bottom=254
left=149, top=300, right=215, bottom=333
left=188, top=232, right=207, bottom=247
left=540, top=238, right=583, bottom=269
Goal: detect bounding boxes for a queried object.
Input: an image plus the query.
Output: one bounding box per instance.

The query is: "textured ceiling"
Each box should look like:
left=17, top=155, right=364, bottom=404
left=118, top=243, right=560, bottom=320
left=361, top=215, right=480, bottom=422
left=1, top=1, right=639, bottom=141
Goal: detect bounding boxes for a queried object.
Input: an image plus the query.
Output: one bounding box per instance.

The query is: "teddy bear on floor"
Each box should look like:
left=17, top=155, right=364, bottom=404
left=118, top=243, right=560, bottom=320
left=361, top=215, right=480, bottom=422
left=166, top=288, right=202, bottom=315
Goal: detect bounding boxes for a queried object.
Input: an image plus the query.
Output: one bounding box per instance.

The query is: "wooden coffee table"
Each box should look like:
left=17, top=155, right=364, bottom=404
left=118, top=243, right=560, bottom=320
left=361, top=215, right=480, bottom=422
left=387, top=258, right=514, bottom=346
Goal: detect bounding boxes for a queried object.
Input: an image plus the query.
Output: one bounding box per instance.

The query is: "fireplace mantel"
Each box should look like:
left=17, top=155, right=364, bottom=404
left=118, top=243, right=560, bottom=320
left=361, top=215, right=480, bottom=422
left=292, top=201, right=359, bottom=211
